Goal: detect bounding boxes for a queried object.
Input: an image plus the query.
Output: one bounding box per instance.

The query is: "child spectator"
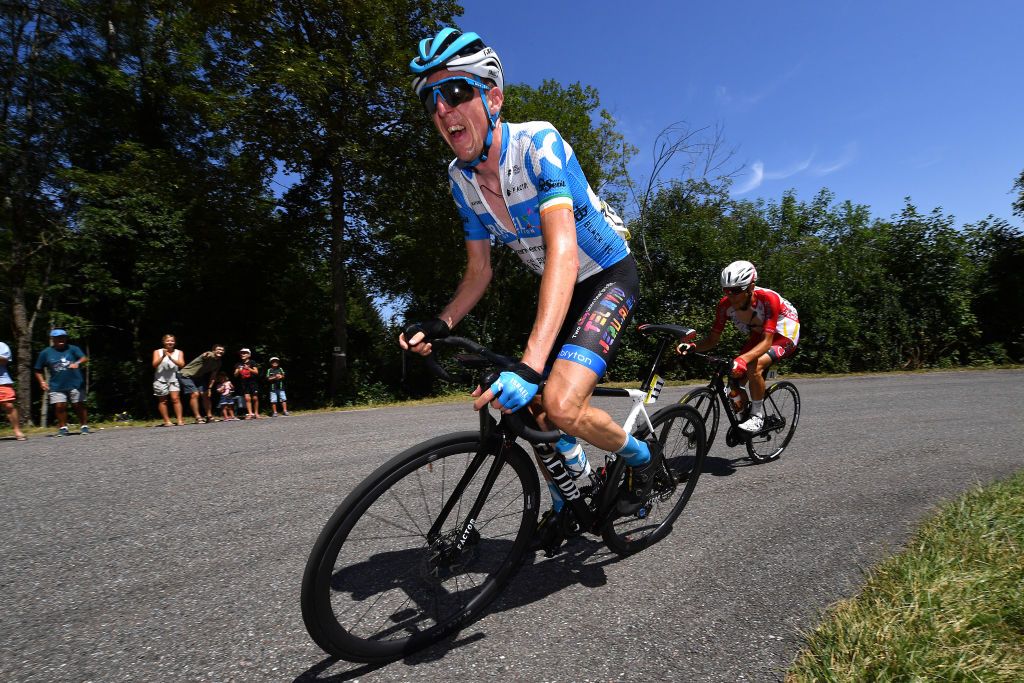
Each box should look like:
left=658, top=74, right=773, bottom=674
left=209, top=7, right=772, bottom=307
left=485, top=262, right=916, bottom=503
left=1, top=340, right=27, bottom=440
left=266, top=356, right=289, bottom=416
left=214, top=372, right=238, bottom=421
left=234, top=348, right=261, bottom=419
left=33, top=329, right=90, bottom=437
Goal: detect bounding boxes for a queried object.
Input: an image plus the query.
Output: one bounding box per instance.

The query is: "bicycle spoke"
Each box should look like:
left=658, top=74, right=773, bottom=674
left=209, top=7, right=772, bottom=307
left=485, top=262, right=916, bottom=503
left=302, top=435, right=537, bottom=660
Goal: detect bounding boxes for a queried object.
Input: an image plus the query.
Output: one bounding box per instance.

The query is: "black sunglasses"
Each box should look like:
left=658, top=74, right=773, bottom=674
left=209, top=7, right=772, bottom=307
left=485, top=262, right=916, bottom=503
left=420, top=77, right=489, bottom=115
left=723, top=286, right=747, bottom=295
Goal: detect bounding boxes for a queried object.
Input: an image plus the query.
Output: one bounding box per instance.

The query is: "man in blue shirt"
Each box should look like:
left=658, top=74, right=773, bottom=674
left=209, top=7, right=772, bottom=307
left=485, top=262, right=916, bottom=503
left=34, top=329, right=90, bottom=436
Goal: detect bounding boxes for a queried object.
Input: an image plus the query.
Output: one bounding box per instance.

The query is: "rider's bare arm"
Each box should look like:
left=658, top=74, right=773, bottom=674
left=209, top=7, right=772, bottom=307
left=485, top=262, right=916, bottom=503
left=401, top=239, right=492, bottom=353
left=521, top=206, right=578, bottom=373
left=438, top=238, right=493, bottom=331
left=693, top=328, right=722, bottom=353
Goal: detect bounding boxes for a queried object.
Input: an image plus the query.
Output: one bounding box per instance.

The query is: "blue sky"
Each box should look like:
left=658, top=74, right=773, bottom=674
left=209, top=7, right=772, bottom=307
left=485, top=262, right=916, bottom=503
left=458, top=1, right=1023, bottom=225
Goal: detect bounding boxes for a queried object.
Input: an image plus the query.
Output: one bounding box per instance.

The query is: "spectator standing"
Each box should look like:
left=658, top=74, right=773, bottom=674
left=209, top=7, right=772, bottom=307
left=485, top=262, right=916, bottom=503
left=179, top=344, right=225, bottom=423
left=33, top=329, right=90, bottom=437
left=1, top=341, right=27, bottom=441
left=234, top=348, right=261, bottom=419
left=213, top=371, right=238, bottom=421
left=265, top=356, right=289, bottom=417
left=152, top=334, right=186, bottom=427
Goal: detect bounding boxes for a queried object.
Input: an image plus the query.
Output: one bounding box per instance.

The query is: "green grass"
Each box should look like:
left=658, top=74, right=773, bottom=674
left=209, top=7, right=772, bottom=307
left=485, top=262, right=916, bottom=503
left=787, top=471, right=1024, bottom=682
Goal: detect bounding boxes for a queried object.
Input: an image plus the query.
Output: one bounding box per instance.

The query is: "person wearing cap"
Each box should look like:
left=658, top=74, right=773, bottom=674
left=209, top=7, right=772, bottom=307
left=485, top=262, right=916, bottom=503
left=233, top=348, right=261, bottom=419
left=33, top=329, right=90, bottom=436
left=1, top=340, right=27, bottom=440
left=265, top=356, right=288, bottom=417
left=179, top=343, right=225, bottom=423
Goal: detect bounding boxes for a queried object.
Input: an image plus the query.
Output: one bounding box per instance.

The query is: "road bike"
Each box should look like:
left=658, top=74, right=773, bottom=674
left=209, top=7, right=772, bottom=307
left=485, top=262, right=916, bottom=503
left=679, top=351, right=800, bottom=463
left=300, top=323, right=706, bottom=663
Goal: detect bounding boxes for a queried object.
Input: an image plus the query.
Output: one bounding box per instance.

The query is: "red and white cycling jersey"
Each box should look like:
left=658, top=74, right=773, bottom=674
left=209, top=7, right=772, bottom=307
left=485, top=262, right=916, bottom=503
left=712, top=286, right=800, bottom=345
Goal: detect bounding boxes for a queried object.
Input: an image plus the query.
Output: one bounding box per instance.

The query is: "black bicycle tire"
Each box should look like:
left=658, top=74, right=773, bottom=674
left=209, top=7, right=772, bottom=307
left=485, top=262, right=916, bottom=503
left=601, top=404, right=707, bottom=556
left=300, top=432, right=540, bottom=663
left=679, top=386, right=720, bottom=451
left=745, top=381, right=801, bottom=463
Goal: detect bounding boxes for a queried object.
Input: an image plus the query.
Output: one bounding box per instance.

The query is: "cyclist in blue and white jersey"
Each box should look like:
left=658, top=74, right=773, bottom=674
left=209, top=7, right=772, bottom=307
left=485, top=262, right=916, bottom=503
left=399, top=28, right=659, bottom=517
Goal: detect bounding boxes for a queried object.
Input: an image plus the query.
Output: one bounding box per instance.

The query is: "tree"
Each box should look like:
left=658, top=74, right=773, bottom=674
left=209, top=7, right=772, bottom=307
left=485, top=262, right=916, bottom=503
left=1013, top=168, right=1024, bottom=219
left=1, top=1, right=75, bottom=424
left=210, top=0, right=461, bottom=402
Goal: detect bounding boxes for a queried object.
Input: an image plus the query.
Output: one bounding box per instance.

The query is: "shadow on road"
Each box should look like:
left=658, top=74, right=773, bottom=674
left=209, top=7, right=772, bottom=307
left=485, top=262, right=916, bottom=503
left=292, top=533, right=621, bottom=680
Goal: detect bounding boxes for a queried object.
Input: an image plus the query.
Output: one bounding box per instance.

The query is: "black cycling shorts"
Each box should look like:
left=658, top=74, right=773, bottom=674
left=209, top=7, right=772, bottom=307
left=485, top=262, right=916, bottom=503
left=544, top=255, right=639, bottom=379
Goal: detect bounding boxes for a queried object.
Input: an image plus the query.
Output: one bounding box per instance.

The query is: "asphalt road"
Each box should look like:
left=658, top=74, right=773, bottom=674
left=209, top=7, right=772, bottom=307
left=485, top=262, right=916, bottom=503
left=2, top=369, right=1022, bottom=682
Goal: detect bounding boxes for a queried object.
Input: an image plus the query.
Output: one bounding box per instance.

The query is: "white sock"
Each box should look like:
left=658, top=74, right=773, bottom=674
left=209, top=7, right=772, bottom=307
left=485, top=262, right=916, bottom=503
left=750, top=400, right=764, bottom=417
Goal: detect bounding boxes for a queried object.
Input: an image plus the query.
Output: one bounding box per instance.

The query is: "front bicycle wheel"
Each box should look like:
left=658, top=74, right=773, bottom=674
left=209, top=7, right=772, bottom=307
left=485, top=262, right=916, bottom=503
left=301, top=432, right=540, bottom=663
left=602, top=404, right=707, bottom=556
left=746, top=381, right=801, bottom=463
left=680, top=386, right=720, bottom=450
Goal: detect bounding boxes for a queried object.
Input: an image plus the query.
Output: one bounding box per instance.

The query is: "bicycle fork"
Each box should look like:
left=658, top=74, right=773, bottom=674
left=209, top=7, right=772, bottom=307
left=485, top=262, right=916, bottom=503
left=425, top=412, right=510, bottom=552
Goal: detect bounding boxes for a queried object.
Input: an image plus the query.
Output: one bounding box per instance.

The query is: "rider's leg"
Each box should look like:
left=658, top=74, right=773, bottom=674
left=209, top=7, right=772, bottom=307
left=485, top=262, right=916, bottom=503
left=738, top=354, right=773, bottom=432
left=542, top=359, right=629, bottom=453
left=748, top=354, right=772, bottom=405
left=542, top=361, right=655, bottom=513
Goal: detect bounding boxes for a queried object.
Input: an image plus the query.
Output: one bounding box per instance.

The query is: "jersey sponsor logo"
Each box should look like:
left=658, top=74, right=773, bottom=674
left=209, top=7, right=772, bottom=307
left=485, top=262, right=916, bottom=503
left=557, top=344, right=607, bottom=376
left=539, top=178, right=566, bottom=193
left=506, top=182, right=528, bottom=196
left=537, top=132, right=564, bottom=169
left=573, top=204, right=589, bottom=221
left=507, top=164, right=521, bottom=177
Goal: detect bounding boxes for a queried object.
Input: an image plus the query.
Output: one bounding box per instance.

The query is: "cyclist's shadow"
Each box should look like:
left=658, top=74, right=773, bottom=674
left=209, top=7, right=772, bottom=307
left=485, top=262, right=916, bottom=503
left=702, top=452, right=762, bottom=476
left=293, top=536, right=623, bottom=681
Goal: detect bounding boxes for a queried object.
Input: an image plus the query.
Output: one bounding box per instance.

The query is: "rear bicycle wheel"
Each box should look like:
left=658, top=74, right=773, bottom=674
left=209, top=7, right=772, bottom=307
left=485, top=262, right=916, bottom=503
left=301, top=432, right=540, bottom=663
left=746, top=381, right=801, bottom=463
left=679, top=386, right=720, bottom=450
left=602, top=405, right=707, bottom=556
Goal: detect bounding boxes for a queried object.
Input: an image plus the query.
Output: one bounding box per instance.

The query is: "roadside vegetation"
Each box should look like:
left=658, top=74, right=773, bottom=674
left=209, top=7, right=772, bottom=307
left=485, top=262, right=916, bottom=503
left=4, top=1, right=1023, bottom=427
left=787, top=471, right=1024, bottom=682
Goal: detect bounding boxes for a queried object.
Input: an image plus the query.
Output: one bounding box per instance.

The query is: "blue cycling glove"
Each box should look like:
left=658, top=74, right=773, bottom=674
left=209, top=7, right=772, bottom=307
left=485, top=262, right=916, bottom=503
left=489, top=363, right=543, bottom=412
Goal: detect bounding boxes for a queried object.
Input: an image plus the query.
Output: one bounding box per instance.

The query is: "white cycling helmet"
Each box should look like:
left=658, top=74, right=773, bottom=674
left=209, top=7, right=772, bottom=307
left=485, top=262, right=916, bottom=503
left=721, top=260, right=758, bottom=289
left=410, top=28, right=504, bottom=97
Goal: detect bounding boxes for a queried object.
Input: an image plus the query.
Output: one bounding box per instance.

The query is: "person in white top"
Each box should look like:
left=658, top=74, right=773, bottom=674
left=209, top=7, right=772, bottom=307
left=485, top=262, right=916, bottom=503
left=152, top=334, right=186, bottom=426
left=0, top=341, right=27, bottom=440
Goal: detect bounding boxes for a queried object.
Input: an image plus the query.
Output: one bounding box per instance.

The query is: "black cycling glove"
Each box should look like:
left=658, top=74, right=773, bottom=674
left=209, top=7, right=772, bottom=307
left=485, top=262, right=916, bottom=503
left=403, top=318, right=450, bottom=346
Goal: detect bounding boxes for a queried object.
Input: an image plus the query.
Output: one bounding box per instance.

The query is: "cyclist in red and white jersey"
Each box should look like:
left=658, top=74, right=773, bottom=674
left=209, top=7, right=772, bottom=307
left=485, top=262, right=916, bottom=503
left=677, top=260, right=800, bottom=432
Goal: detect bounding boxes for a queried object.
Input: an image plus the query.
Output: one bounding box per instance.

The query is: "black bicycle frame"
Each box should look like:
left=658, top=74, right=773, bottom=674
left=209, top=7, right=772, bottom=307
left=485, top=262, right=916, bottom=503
left=427, top=329, right=679, bottom=546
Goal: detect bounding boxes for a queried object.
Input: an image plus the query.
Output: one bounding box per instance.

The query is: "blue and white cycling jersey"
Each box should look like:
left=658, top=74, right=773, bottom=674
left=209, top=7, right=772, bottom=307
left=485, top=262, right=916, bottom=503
left=450, top=121, right=630, bottom=283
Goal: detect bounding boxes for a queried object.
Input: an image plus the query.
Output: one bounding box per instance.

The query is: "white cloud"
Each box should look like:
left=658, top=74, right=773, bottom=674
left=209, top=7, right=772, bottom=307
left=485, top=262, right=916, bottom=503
left=811, top=142, right=857, bottom=176
left=734, top=142, right=855, bottom=196
left=733, top=161, right=765, bottom=194
left=764, top=153, right=815, bottom=180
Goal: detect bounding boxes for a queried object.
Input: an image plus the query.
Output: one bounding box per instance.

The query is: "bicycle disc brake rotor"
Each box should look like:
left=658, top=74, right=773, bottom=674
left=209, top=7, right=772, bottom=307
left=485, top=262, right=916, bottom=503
left=423, top=528, right=481, bottom=582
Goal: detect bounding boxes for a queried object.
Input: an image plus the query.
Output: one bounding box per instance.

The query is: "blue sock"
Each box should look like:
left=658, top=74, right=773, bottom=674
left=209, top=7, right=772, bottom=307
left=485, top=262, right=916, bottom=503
left=547, top=482, right=564, bottom=512
left=617, top=434, right=651, bottom=466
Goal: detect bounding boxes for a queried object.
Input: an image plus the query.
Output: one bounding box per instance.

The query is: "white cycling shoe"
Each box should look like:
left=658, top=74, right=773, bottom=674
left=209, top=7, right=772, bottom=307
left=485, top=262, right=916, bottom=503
left=737, top=413, right=764, bottom=433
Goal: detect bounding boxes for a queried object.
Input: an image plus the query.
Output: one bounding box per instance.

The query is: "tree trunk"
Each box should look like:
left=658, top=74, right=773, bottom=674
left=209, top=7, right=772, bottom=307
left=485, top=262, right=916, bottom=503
left=10, top=283, right=36, bottom=426
left=328, top=167, right=349, bottom=401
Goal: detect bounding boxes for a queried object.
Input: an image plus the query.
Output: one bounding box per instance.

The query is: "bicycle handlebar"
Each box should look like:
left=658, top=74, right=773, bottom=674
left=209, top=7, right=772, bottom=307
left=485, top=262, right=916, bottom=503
left=419, top=337, right=562, bottom=444
left=685, top=351, right=734, bottom=373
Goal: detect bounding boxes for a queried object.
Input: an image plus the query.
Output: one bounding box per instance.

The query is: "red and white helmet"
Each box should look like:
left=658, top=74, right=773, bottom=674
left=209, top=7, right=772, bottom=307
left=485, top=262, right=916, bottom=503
left=720, top=260, right=758, bottom=289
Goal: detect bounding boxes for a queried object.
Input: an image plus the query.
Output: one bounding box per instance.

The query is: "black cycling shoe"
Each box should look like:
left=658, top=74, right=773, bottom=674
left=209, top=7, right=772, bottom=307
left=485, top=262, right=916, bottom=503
left=532, top=508, right=567, bottom=556
left=616, top=439, right=663, bottom=515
